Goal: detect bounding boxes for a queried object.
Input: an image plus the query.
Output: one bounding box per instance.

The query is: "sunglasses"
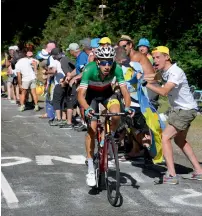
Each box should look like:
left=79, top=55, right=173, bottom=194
left=99, top=60, right=114, bottom=66
left=121, top=41, right=130, bottom=48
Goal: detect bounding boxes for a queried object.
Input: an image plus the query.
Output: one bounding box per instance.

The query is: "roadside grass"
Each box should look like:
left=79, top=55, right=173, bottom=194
left=187, top=115, right=202, bottom=156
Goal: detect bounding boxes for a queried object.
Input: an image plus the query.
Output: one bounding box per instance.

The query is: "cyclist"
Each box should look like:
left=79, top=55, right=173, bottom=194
left=78, top=45, right=133, bottom=186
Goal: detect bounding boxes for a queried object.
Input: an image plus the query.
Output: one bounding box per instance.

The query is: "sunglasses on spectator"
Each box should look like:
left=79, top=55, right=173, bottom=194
left=121, top=41, right=130, bottom=48
left=98, top=60, right=114, bottom=66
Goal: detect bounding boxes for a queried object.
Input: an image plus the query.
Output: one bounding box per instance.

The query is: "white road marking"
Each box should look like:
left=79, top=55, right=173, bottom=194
left=69, top=155, right=86, bottom=163
left=35, top=155, right=54, bottom=165
left=128, top=172, right=145, bottom=183
left=65, top=132, right=72, bottom=137
left=23, top=122, right=47, bottom=125
left=121, top=191, right=139, bottom=206
left=13, top=114, right=41, bottom=118
left=35, top=155, right=86, bottom=165
left=43, top=172, right=72, bottom=175
left=140, top=189, right=168, bottom=206
left=171, top=189, right=202, bottom=207
left=1, top=172, right=19, bottom=207
left=1, top=156, right=32, bottom=167
left=140, top=189, right=178, bottom=213
left=3, top=120, right=14, bottom=123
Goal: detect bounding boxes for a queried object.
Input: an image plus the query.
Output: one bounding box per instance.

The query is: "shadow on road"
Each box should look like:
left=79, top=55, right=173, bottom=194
left=131, top=159, right=193, bottom=180
left=120, top=172, right=139, bottom=189
left=87, top=172, right=139, bottom=208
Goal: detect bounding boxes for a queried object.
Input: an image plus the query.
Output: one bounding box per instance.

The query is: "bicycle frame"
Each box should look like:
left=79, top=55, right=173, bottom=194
left=94, top=113, right=126, bottom=173
left=95, top=116, right=110, bottom=173
left=92, top=112, right=127, bottom=206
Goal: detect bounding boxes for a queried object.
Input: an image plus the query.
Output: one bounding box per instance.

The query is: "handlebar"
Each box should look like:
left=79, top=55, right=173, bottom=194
left=92, top=112, right=127, bottom=117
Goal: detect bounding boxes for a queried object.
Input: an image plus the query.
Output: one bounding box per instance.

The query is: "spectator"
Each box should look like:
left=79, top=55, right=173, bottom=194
left=36, top=41, right=57, bottom=119
left=98, top=37, right=112, bottom=47
left=142, top=46, right=202, bottom=184
left=137, top=38, right=154, bottom=65
left=26, top=49, right=39, bottom=75
left=46, top=48, right=66, bottom=126
left=66, top=43, right=88, bottom=131
left=6, top=46, right=20, bottom=103
left=88, top=38, right=100, bottom=62
left=66, top=43, right=88, bottom=76
left=79, top=38, right=92, bottom=63
left=50, top=47, right=76, bottom=129
left=15, top=50, right=39, bottom=111
left=118, top=35, right=159, bottom=110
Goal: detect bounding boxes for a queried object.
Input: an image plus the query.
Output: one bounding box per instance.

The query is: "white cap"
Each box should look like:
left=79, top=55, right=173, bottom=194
left=66, top=43, right=80, bottom=51
left=13, top=45, right=19, bottom=51
left=9, top=45, right=19, bottom=51
left=9, top=46, right=14, bottom=50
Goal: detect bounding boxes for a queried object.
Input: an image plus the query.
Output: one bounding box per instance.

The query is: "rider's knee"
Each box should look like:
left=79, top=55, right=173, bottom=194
left=112, top=115, right=121, bottom=122
left=87, top=127, right=96, bottom=137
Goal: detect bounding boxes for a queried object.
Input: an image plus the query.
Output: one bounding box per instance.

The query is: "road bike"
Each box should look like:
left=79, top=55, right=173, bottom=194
left=92, top=112, right=127, bottom=206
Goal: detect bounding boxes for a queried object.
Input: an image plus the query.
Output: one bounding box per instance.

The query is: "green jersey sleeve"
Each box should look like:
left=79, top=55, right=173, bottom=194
left=115, top=63, right=126, bottom=87
left=80, top=69, right=90, bottom=89
left=79, top=62, right=94, bottom=89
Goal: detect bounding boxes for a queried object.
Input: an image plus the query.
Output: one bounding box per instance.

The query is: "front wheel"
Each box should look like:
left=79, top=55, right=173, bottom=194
left=105, top=135, right=120, bottom=206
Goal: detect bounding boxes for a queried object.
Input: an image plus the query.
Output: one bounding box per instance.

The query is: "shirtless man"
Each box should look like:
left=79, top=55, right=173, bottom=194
left=117, top=35, right=159, bottom=108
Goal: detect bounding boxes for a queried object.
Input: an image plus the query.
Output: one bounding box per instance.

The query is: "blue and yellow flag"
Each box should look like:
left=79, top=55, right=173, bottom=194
left=126, top=62, right=165, bottom=164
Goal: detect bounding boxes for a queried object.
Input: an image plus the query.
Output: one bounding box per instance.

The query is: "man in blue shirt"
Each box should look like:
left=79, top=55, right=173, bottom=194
left=66, top=43, right=88, bottom=76
left=66, top=42, right=89, bottom=131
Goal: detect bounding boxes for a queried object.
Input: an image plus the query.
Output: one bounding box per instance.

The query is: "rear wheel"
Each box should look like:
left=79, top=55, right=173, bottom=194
left=105, top=135, right=120, bottom=206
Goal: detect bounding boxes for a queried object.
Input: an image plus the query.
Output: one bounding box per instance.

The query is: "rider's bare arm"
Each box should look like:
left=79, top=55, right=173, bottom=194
left=77, top=87, right=89, bottom=110
left=119, top=85, right=131, bottom=108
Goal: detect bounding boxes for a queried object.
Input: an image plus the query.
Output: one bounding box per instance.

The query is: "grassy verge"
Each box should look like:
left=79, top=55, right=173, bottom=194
left=186, top=115, right=202, bottom=158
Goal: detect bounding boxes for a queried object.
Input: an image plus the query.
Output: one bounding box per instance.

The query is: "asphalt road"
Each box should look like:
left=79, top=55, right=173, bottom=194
left=1, top=99, right=202, bottom=216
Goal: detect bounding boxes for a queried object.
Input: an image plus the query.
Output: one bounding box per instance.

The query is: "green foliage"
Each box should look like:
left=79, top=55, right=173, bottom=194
left=6, top=0, right=202, bottom=88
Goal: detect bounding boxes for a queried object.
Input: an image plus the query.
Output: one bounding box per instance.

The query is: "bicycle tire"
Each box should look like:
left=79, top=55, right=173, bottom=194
left=105, top=135, right=120, bottom=206
left=93, top=152, right=100, bottom=188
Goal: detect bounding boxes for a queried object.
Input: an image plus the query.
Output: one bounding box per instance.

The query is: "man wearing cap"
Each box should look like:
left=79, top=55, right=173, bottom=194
left=66, top=43, right=88, bottom=76
left=66, top=42, right=90, bottom=131
left=36, top=41, right=58, bottom=119
left=141, top=46, right=202, bottom=184
left=88, top=38, right=100, bottom=62
left=99, top=37, right=112, bottom=47
left=80, top=38, right=92, bottom=62
left=137, top=38, right=154, bottom=65
left=118, top=35, right=159, bottom=109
